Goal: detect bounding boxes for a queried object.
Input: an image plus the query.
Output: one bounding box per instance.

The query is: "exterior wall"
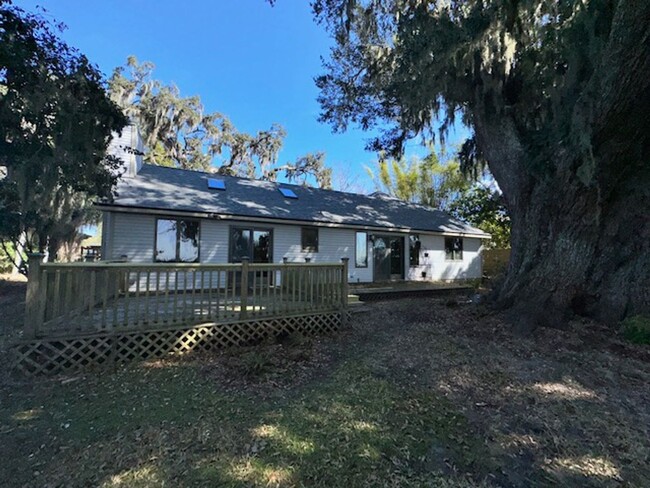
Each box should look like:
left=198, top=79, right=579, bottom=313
left=104, top=212, right=155, bottom=261
left=200, top=220, right=230, bottom=263
left=273, top=224, right=373, bottom=283
left=102, top=211, right=482, bottom=282
left=406, top=235, right=483, bottom=281
left=108, top=124, right=144, bottom=178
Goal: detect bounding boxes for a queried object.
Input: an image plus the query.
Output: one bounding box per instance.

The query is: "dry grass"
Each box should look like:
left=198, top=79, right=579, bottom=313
left=1, top=295, right=649, bottom=487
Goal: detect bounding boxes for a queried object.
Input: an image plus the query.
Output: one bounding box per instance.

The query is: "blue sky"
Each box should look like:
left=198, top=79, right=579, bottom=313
left=16, top=0, right=468, bottom=192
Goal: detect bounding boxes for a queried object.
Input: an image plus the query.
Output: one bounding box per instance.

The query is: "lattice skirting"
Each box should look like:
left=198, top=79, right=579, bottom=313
left=13, top=311, right=343, bottom=376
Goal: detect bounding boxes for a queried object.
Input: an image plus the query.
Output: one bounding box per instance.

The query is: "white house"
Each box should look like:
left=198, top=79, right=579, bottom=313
left=97, top=126, right=489, bottom=283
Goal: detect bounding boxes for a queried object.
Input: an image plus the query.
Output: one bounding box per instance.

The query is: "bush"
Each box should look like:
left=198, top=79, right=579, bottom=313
left=0, top=242, right=16, bottom=273
left=621, top=315, right=650, bottom=345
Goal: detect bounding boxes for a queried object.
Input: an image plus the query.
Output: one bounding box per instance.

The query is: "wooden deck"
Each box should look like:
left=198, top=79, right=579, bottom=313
left=15, top=257, right=350, bottom=375
left=39, top=290, right=327, bottom=337
left=24, top=258, right=349, bottom=339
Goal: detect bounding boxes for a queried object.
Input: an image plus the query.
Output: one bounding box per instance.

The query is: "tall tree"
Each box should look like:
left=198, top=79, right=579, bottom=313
left=313, top=0, right=650, bottom=327
left=368, top=153, right=468, bottom=209
left=0, top=2, right=127, bottom=269
left=448, top=186, right=511, bottom=249
left=109, top=57, right=332, bottom=188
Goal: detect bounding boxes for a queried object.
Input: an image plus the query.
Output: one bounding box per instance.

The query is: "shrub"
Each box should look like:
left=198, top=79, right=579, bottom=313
left=621, top=315, right=650, bottom=345
left=225, top=348, right=277, bottom=378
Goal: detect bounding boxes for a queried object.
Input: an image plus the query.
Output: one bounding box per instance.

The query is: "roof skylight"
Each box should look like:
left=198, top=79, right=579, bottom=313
left=207, top=178, right=226, bottom=190
left=279, top=188, right=298, bottom=199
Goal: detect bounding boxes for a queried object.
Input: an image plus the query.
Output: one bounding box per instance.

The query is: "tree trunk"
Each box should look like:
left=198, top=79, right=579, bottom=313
left=476, top=98, right=649, bottom=328
left=470, top=0, right=650, bottom=329
left=475, top=110, right=650, bottom=329
left=491, top=151, right=649, bottom=329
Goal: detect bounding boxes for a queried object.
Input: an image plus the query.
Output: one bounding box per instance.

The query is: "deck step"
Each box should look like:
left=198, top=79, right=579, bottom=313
left=351, top=286, right=473, bottom=302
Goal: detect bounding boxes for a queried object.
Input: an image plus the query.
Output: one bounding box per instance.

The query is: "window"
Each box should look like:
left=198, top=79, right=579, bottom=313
left=355, top=232, right=368, bottom=267
left=278, top=188, right=298, bottom=199
left=409, top=235, right=421, bottom=266
left=301, top=227, right=319, bottom=252
left=445, top=237, right=463, bottom=261
left=229, top=227, right=273, bottom=263
left=155, top=219, right=200, bottom=262
left=207, top=178, right=225, bottom=190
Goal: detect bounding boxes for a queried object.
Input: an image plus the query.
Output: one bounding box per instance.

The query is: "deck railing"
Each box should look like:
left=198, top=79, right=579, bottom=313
left=24, top=255, right=349, bottom=338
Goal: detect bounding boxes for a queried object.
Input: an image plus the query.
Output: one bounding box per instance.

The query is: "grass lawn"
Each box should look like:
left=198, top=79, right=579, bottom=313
left=1, top=283, right=649, bottom=487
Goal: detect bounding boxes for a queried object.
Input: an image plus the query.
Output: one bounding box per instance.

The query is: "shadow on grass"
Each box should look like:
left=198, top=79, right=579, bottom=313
left=1, top=298, right=648, bottom=487
left=0, top=359, right=492, bottom=487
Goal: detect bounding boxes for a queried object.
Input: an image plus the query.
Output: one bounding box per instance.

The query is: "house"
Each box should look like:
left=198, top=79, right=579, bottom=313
left=97, top=126, right=490, bottom=283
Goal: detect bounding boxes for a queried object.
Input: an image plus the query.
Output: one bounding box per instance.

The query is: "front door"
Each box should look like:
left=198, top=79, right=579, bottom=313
left=373, top=235, right=404, bottom=281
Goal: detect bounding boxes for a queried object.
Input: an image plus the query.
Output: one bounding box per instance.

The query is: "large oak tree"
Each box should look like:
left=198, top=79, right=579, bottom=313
left=313, top=0, right=649, bottom=327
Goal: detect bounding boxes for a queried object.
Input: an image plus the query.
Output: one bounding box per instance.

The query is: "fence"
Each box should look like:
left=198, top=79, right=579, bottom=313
left=24, top=256, right=349, bottom=339
left=482, top=248, right=511, bottom=278
left=15, top=255, right=349, bottom=374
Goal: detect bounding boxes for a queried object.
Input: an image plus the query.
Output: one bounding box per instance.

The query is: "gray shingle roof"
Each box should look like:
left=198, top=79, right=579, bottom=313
left=101, top=164, right=489, bottom=237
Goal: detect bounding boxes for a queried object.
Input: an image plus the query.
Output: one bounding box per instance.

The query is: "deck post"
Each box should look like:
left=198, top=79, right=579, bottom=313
left=340, top=257, right=349, bottom=327
left=24, top=253, right=46, bottom=339
left=239, top=257, right=249, bottom=320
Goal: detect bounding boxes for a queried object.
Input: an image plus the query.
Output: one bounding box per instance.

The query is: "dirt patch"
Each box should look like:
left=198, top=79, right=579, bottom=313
left=159, top=297, right=650, bottom=485
left=0, top=296, right=648, bottom=487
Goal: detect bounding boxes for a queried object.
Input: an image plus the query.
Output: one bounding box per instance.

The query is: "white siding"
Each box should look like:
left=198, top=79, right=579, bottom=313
left=103, top=211, right=481, bottom=282
left=406, top=235, right=482, bottom=281
left=200, top=220, right=229, bottom=263
left=272, top=225, right=373, bottom=283
left=108, top=213, right=155, bottom=261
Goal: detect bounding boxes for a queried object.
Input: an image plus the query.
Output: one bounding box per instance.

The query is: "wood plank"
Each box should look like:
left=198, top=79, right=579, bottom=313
left=215, top=271, right=221, bottom=320
left=63, top=271, right=73, bottom=331
left=124, top=271, right=131, bottom=327
left=144, top=271, right=150, bottom=324
left=154, top=271, right=160, bottom=325
left=100, top=269, right=108, bottom=329
left=164, top=270, right=170, bottom=324
left=239, top=259, right=249, bottom=320
left=85, top=270, right=93, bottom=324
left=191, top=270, right=197, bottom=324
left=52, top=270, right=61, bottom=320
left=112, top=270, right=120, bottom=328
left=172, top=270, right=179, bottom=324
left=135, top=271, right=141, bottom=327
